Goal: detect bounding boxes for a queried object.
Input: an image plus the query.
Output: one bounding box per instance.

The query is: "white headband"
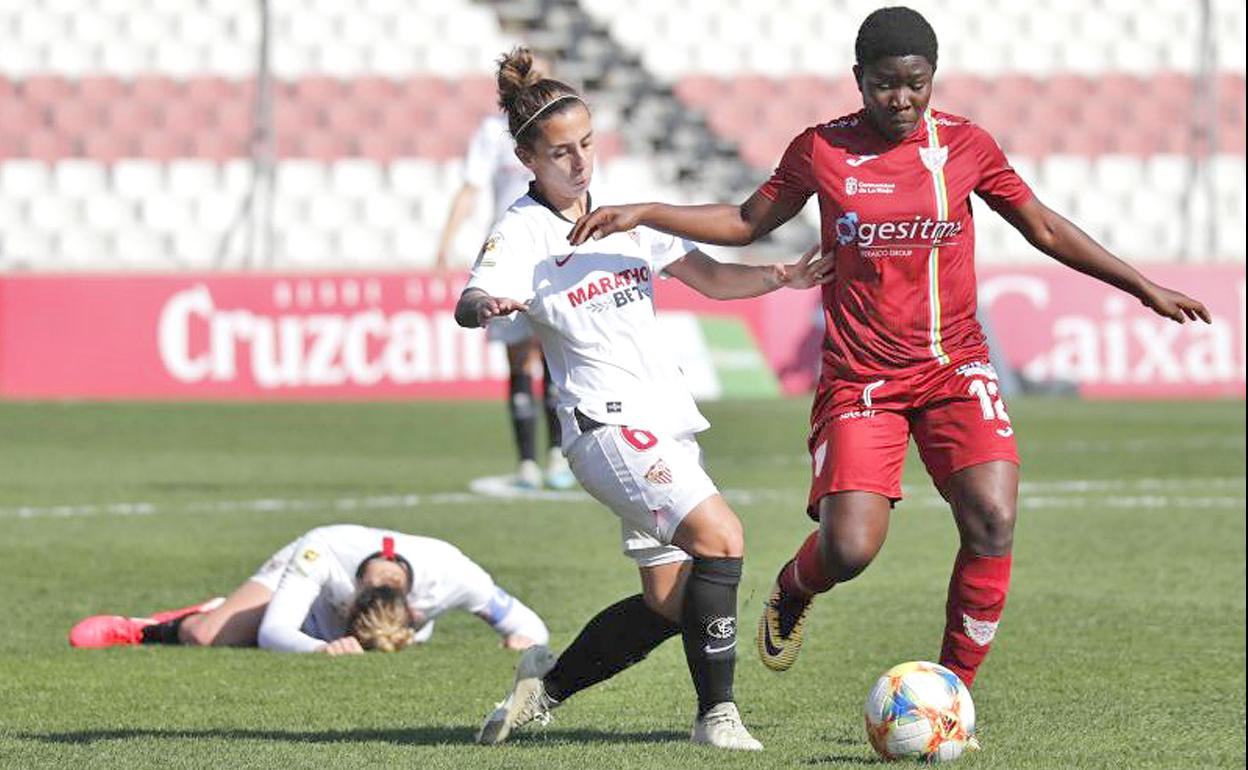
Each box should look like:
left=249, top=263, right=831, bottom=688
left=515, top=94, right=584, bottom=138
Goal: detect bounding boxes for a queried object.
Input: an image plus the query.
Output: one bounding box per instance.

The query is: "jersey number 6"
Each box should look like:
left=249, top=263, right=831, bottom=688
left=620, top=426, right=658, bottom=451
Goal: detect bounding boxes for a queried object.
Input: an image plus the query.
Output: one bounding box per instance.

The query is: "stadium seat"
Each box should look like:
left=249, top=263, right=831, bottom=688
left=54, top=159, right=108, bottom=196
left=84, top=193, right=139, bottom=232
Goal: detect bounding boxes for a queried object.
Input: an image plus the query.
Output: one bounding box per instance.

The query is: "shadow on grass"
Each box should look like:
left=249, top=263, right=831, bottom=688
left=802, top=736, right=883, bottom=765
left=20, top=726, right=686, bottom=747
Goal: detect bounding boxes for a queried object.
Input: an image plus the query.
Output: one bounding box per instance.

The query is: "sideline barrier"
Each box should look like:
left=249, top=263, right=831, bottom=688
left=0, top=265, right=1242, bottom=400
left=0, top=271, right=776, bottom=400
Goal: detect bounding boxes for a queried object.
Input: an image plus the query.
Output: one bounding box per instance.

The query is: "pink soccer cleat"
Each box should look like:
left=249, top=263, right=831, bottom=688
left=68, top=615, right=150, bottom=648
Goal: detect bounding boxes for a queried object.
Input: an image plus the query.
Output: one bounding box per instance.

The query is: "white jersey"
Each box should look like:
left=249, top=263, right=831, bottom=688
left=256, top=525, right=547, bottom=652
left=464, top=187, right=710, bottom=447
left=462, top=114, right=533, bottom=227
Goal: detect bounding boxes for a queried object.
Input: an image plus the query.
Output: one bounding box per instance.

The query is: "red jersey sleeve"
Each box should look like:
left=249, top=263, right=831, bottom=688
left=757, top=128, right=817, bottom=203
left=970, top=125, right=1033, bottom=213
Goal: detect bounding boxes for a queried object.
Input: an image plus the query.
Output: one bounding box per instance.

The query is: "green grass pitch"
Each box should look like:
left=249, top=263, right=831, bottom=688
left=0, top=398, right=1243, bottom=769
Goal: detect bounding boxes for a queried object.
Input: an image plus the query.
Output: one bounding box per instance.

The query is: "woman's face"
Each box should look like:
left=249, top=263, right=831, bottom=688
left=518, top=102, right=595, bottom=203
left=854, top=55, right=935, bottom=143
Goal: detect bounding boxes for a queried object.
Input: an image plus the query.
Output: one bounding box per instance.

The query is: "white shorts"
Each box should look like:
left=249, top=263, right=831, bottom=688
left=566, top=424, right=717, bottom=568
left=486, top=313, right=535, bottom=345
left=249, top=539, right=299, bottom=591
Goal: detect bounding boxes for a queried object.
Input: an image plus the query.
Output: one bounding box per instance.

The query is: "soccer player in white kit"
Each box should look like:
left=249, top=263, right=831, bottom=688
left=435, top=53, right=573, bottom=492
left=458, top=49, right=831, bottom=751
left=69, top=525, right=548, bottom=655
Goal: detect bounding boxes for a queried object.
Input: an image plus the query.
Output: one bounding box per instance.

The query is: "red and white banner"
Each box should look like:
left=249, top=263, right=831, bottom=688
left=977, top=265, right=1245, bottom=398
left=0, top=273, right=510, bottom=399
left=0, top=265, right=1242, bottom=400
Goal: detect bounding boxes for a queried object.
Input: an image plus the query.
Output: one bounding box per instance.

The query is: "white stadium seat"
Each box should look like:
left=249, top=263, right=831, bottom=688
left=111, top=161, right=164, bottom=201
left=2, top=161, right=53, bottom=197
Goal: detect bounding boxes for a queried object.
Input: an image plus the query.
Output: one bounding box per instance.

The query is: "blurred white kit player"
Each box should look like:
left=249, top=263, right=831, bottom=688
left=466, top=187, right=715, bottom=567
left=438, top=111, right=574, bottom=491
left=69, top=524, right=548, bottom=653
left=459, top=114, right=535, bottom=346
left=255, top=525, right=548, bottom=651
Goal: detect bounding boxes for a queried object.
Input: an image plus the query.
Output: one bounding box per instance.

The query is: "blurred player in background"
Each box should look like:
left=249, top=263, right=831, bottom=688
left=69, top=524, right=548, bottom=655
left=569, top=6, right=1209, bottom=700
left=436, top=51, right=574, bottom=492
left=457, top=48, right=830, bottom=751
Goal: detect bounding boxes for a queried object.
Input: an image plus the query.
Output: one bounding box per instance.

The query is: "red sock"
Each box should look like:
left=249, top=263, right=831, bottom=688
left=940, top=548, right=1012, bottom=688
left=779, top=531, right=837, bottom=597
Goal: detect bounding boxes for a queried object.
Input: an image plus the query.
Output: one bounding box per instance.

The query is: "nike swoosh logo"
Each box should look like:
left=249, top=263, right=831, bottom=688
left=762, top=623, right=783, bottom=657
left=554, top=253, right=574, bottom=266
left=845, top=154, right=878, bottom=167
left=704, top=640, right=736, bottom=655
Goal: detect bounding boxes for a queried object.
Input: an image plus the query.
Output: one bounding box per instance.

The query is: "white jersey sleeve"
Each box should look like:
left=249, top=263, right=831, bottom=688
left=645, top=227, right=699, bottom=276
left=256, top=537, right=332, bottom=653
left=463, top=218, right=538, bottom=303
left=432, top=550, right=550, bottom=645
left=475, top=586, right=549, bottom=644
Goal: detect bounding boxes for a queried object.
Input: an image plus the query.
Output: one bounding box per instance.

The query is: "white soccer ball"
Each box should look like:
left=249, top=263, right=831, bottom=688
left=864, top=661, right=976, bottom=763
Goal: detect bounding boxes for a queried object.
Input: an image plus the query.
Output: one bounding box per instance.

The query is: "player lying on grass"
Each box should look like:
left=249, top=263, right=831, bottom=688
left=69, top=524, right=549, bottom=655
left=456, top=48, right=831, bottom=751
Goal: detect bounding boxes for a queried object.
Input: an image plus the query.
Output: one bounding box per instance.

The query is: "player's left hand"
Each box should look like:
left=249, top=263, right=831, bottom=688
left=321, top=636, right=366, bottom=656
left=1140, top=281, right=1211, bottom=324
left=568, top=204, right=647, bottom=245
left=774, top=245, right=833, bottom=290
left=501, top=634, right=537, bottom=650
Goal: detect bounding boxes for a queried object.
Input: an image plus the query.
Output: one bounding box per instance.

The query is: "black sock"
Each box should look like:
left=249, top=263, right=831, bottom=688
left=541, top=359, right=561, bottom=452
left=681, top=557, right=742, bottom=716
left=543, top=594, right=679, bottom=703
left=139, top=618, right=185, bottom=645
left=508, top=369, right=537, bottom=462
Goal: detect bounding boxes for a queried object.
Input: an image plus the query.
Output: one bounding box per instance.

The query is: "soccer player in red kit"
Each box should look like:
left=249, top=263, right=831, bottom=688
left=568, top=5, right=1209, bottom=696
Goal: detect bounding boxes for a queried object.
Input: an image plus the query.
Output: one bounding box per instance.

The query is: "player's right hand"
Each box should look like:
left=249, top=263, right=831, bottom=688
left=568, top=204, right=647, bottom=245
left=321, top=636, right=365, bottom=656
left=474, top=296, right=529, bottom=325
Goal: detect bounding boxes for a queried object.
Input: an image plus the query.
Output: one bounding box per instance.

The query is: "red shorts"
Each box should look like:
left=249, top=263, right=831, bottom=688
left=806, top=359, right=1019, bottom=518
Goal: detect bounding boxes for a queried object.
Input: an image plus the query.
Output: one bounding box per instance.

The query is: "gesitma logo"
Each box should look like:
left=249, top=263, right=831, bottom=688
left=836, top=211, right=860, bottom=245
left=834, top=212, right=963, bottom=251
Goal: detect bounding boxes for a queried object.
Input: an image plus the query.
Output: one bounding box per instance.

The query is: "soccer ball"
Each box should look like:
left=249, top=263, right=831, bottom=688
left=864, top=661, right=976, bottom=763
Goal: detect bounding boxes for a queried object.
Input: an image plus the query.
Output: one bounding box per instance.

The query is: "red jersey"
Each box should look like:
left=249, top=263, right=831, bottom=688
left=759, top=108, right=1033, bottom=384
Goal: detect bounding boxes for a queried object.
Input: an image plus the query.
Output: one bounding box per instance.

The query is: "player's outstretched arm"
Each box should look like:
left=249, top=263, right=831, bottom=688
left=568, top=191, right=806, bottom=248
left=434, top=184, right=480, bottom=272
left=454, top=288, right=529, bottom=328
left=665, top=246, right=832, bottom=300
left=999, top=197, right=1211, bottom=324
left=466, top=579, right=550, bottom=650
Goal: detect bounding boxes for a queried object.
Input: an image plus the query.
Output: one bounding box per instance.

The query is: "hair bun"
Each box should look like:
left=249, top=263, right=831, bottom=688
left=497, top=47, right=543, bottom=111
